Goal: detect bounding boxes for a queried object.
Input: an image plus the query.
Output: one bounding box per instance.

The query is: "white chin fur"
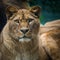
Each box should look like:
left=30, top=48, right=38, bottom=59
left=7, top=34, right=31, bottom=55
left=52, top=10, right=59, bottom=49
left=19, top=38, right=31, bottom=42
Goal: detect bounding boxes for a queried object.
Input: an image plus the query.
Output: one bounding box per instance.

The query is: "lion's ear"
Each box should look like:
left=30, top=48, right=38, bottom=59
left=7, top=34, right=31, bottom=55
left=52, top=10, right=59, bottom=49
left=6, top=6, right=18, bottom=19
left=30, top=6, right=41, bottom=17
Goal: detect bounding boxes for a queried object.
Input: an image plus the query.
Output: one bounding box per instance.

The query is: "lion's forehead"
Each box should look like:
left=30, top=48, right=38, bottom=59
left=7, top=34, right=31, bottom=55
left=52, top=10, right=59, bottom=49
left=14, top=14, right=34, bottom=20
left=18, top=9, right=30, bottom=14
left=12, top=9, right=37, bottom=20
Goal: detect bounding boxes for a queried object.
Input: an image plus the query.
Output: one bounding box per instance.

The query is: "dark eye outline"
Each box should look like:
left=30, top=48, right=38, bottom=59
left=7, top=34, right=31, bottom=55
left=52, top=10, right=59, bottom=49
left=14, top=19, right=19, bottom=23
left=28, top=18, right=34, bottom=23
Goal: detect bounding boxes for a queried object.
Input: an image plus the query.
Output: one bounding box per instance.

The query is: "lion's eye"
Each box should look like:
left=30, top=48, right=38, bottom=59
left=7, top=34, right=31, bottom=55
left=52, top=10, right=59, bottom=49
left=14, top=19, right=19, bottom=23
left=28, top=18, right=34, bottom=23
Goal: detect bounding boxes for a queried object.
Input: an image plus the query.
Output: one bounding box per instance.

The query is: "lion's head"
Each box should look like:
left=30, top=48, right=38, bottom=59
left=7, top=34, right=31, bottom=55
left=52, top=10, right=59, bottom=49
left=5, top=6, right=41, bottom=42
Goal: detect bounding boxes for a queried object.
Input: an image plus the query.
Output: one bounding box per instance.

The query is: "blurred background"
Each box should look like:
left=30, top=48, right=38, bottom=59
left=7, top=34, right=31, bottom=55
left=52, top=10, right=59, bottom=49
left=29, top=0, right=60, bottom=24
left=0, top=0, right=60, bottom=32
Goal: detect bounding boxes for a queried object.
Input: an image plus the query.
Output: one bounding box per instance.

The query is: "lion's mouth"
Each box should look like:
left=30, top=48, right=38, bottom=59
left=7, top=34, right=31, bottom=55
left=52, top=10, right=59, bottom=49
left=18, top=35, right=31, bottom=42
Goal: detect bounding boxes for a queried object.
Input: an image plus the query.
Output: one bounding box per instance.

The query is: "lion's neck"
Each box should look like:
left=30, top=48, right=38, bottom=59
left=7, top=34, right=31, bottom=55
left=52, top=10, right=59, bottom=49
left=2, top=24, right=40, bottom=60
left=15, top=41, right=39, bottom=60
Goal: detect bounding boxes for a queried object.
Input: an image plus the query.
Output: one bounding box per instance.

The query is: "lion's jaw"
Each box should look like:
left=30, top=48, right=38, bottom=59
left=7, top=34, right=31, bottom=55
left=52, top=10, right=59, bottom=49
left=19, top=38, right=31, bottom=42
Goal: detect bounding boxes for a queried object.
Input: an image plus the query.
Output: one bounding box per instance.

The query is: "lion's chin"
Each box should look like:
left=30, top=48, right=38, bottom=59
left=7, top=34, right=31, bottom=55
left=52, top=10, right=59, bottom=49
left=19, top=38, right=31, bottom=42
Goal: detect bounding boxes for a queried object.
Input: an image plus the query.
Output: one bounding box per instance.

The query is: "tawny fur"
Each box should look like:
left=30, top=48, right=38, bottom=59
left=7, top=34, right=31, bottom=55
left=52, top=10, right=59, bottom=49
left=0, top=5, right=60, bottom=60
left=40, top=30, right=60, bottom=60
left=0, top=6, right=48, bottom=60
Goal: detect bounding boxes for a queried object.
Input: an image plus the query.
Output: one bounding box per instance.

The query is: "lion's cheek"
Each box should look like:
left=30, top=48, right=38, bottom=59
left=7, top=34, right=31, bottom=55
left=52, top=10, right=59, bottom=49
left=8, top=23, right=23, bottom=37
left=30, top=22, right=40, bottom=34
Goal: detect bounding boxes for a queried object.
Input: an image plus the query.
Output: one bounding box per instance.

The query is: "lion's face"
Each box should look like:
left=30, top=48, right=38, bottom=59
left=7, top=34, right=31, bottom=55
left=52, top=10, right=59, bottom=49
left=6, top=6, right=40, bottom=42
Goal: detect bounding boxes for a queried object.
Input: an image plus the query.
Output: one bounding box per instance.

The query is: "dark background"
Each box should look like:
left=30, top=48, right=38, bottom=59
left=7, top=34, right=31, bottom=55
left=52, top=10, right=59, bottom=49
left=0, top=0, right=7, bottom=32
left=0, top=0, right=60, bottom=32
left=29, top=0, right=60, bottom=24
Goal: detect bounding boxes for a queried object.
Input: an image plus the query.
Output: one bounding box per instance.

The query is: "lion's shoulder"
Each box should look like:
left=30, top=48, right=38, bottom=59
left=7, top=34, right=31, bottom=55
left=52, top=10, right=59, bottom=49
left=40, top=30, right=60, bottom=60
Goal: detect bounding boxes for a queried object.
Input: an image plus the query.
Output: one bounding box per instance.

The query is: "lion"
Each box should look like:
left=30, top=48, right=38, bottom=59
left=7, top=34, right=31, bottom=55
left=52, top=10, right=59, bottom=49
left=0, top=6, right=49, bottom=60
left=1, top=3, right=60, bottom=59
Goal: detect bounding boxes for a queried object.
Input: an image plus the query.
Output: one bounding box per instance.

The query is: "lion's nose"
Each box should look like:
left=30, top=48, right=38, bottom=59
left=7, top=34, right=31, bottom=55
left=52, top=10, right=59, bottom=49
left=20, top=28, right=29, bottom=34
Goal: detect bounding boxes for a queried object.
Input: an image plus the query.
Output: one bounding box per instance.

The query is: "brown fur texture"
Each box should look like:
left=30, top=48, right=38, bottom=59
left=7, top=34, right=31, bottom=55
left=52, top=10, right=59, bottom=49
left=0, top=6, right=48, bottom=60
left=40, top=20, right=60, bottom=34
left=40, top=29, right=60, bottom=60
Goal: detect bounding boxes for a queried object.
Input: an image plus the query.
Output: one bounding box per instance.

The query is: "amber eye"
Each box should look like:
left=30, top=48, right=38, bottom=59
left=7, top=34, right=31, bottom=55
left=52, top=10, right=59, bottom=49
left=14, top=19, right=19, bottom=23
left=28, top=18, right=34, bottom=23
